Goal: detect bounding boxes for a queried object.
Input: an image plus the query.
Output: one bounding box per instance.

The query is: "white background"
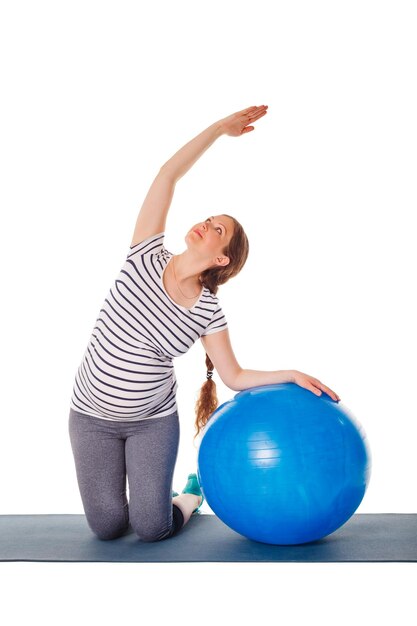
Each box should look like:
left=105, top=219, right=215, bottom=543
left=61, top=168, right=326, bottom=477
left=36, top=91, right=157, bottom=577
left=0, top=0, right=415, bottom=623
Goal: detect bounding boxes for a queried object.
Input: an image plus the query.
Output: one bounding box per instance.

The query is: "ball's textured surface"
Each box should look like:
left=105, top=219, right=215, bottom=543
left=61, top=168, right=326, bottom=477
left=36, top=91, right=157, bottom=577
left=197, top=383, right=371, bottom=545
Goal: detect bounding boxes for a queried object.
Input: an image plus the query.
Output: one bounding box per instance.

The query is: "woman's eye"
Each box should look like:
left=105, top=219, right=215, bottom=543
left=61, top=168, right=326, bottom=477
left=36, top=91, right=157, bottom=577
left=205, top=219, right=222, bottom=235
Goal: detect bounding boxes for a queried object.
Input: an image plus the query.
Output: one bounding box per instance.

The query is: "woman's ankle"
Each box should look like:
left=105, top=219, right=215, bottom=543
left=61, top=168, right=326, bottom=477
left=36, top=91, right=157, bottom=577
left=172, top=493, right=201, bottom=524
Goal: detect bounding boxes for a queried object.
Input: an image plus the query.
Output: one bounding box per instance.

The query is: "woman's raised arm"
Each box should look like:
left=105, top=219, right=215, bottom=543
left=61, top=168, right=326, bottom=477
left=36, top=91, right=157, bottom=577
left=161, top=105, right=268, bottom=182
left=130, top=168, right=177, bottom=247
left=131, top=105, right=268, bottom=245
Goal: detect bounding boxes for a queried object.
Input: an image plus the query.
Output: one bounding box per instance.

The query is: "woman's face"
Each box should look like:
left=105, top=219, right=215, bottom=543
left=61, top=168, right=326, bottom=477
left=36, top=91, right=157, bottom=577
left=187, top=215, right=234, bottom=254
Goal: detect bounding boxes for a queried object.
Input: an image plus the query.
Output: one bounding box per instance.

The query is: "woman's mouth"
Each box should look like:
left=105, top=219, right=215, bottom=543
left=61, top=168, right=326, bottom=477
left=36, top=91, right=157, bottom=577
left=193, top=229, right=203, bottom=238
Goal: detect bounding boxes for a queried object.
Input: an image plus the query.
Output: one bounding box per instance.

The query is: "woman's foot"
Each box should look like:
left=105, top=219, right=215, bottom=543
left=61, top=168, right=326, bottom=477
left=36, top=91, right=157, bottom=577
left=181, top=472, right=204, bottom=514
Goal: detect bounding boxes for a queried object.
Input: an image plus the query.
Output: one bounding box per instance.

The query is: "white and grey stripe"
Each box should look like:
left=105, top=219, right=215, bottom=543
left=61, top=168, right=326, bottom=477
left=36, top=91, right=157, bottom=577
left=69, top=232, right=228, bottom=421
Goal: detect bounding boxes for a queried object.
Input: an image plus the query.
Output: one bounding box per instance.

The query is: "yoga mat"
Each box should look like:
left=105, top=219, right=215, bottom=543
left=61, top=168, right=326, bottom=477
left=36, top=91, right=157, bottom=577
left=0, top=514, right=416, bottom=563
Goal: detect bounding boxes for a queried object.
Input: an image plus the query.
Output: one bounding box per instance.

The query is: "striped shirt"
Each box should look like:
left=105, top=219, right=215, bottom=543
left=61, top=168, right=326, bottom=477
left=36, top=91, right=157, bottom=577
left=69, top=232, right=228, bottom=421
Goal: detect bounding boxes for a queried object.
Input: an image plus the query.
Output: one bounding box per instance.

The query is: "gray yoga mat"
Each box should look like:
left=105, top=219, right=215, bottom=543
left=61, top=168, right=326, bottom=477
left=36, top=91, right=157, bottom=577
left=0, top=514, right=416, bottom=563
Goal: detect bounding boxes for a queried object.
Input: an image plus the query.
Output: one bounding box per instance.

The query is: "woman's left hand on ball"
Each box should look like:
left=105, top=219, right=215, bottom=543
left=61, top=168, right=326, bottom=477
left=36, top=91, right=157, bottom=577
left=289, top=370, right=341, bottom=402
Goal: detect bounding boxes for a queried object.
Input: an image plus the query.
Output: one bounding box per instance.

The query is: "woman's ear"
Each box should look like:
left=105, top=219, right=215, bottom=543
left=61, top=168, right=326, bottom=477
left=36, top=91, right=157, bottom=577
left=217, top=256, right=230, bottom=267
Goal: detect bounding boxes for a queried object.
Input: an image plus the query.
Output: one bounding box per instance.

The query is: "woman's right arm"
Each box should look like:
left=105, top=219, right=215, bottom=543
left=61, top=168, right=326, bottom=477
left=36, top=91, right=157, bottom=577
left=131, top=119, right=225, bottom=246
left=161, top=105, right=268, bottom=182
left=130, top=122, right=223, bottom=246
left=130, top=106, right=268, bottom=246
left=130, top=168, right=177, bottom=247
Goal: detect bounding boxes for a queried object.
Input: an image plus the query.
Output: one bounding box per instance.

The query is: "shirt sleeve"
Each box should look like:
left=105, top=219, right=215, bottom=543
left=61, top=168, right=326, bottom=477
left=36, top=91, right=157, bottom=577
left=201, top=302, right=228, bottom=336
left=126, top=232, right=166, bottom=260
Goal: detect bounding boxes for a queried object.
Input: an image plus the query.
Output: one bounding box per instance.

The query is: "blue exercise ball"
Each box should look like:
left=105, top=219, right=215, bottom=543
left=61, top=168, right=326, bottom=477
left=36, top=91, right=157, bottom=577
left=197, top=383, right=371, bottom=545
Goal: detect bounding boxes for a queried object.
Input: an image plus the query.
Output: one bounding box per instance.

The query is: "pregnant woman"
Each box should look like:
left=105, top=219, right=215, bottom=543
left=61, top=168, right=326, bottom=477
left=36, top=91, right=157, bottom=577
left=68, top=104, right=340, bottom=542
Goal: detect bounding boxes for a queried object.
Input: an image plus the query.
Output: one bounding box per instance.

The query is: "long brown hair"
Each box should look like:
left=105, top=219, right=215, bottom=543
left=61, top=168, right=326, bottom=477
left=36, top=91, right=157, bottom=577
left=193, top=214, right=249, bottom=440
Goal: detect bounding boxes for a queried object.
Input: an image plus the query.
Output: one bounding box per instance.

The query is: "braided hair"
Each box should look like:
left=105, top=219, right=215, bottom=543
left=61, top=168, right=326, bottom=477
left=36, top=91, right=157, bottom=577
left=193, top=214, right=249, bottom=440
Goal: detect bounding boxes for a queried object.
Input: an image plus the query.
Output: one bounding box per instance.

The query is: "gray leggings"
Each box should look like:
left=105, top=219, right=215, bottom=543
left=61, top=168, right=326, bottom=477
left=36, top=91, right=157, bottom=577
left=68, top=407, right=184, bottom=541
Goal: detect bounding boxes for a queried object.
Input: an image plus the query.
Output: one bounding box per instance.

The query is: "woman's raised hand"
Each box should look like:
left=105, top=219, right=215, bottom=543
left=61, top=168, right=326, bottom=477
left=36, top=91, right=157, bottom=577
left=219, top=105, right=268, bottom=137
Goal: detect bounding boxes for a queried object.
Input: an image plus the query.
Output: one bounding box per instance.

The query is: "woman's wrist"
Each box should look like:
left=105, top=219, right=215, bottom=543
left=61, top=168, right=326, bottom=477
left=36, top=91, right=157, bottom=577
left=214, top=119, right=226, bottom=135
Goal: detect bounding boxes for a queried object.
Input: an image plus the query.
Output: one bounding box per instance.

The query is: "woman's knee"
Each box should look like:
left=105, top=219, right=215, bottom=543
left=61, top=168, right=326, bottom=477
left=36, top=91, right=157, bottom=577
left=131, top=505, right=184, bottom=542
left=87, top=509, right=129, bottom=541
left=131, top=521, right=172, bottom=542
left=94, top=525, right=129, bottom=541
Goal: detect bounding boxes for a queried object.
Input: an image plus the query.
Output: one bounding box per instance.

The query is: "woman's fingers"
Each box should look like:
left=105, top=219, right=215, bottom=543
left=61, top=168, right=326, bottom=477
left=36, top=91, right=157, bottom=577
left=304, top=376, right=340, bottom=401
left=239, top=107, right=268, bottom=131
left=315, top=381, right=341, bottom=402
left=246, top=110, right=267, bottom=123
left=245, top=105, right=268, bottom=119
left=293, top=370, right=341, bottom=402
left=240, top=105, right=258, bottom=115
left=221, top=105, right=268, bottom=137
left=307, top=382, right=322, bottom=396
left=241, top=105, right=268, bottom=119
